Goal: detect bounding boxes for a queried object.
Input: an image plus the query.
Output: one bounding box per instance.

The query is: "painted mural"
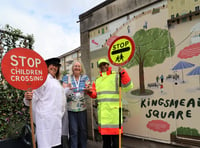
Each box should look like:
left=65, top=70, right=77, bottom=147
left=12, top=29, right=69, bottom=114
left=89, top=0, right=200, bottom=146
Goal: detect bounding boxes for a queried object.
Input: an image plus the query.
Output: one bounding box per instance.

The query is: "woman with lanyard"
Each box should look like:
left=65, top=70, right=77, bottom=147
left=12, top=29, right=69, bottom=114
left=62, top=61, right=90, bottom=148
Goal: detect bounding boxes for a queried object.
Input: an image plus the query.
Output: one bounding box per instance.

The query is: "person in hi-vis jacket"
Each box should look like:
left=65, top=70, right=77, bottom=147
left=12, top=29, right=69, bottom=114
left=85, top=58, right=133, bottom=148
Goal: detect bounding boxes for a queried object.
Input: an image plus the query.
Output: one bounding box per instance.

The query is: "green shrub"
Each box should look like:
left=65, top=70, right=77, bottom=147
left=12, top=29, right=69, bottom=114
left=0, top=24, right=34, bottom=140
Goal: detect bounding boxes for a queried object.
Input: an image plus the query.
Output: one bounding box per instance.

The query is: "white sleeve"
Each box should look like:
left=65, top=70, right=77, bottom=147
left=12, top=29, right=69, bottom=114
left=61, top=87, right=69, bottom=115
left=64, top=87, right=70, bottom=95
left=23, top=98, right=30, bottom=106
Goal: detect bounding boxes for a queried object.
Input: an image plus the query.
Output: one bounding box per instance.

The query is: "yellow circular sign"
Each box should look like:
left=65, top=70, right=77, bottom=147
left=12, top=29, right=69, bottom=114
left=108, top=36, right=135, bottom=66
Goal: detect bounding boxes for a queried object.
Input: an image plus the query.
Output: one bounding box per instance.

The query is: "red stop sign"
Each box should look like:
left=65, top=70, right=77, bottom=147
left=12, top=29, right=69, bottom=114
left=1, top=48, right=48, bottom=90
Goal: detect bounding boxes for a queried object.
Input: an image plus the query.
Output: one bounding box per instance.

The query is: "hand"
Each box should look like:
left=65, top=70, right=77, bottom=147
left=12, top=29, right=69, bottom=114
left=63, top=82, right=71, bottom=89
left=118, top=66, right=124, bottom=72
left=84, top=85, right=93, bottom=93
left=24, top=91, right=33, bottom=100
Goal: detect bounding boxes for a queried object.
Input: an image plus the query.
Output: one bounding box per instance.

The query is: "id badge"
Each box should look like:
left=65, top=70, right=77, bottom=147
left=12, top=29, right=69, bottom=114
left=76, top=92, right=81, bottom=98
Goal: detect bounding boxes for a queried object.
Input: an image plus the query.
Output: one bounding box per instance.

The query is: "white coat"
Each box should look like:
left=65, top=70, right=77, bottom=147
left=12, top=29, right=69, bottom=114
left=25, top=74, right=66, bottom=148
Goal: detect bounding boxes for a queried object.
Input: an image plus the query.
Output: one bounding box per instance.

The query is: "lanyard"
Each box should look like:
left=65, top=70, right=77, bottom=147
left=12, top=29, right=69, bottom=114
left=73, top=76, right=80, bottom=91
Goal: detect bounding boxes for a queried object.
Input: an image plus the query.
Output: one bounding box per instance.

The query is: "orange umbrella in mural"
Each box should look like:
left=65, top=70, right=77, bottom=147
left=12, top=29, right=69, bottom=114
left=178, top=42, right=200, bottom=59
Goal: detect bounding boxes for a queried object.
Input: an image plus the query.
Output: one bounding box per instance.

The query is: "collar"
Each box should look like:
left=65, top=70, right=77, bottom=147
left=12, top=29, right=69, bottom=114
left=100, top=67, right=112, bottom=76
left=48, top=73, right=56, bottom=79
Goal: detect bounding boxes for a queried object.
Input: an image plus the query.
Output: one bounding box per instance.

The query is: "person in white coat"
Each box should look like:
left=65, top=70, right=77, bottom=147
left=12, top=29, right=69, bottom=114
left=24, top=57, right=67, bottom=148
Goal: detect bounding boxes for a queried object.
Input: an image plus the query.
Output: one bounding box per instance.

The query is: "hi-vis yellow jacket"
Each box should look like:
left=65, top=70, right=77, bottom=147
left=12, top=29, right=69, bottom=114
left=88, top=67, right=133, bottom=135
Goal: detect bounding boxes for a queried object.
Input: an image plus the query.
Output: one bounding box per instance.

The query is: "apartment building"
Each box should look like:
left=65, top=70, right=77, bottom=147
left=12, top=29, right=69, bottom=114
left=59, top=47, right=81, bottom=77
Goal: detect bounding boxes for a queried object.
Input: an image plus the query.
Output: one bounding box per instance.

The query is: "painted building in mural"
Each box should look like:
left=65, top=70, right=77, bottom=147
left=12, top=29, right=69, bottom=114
left=79, top=0, right=200, bottom=146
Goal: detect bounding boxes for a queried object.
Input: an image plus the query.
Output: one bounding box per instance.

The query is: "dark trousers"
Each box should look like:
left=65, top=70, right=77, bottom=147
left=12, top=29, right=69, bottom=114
left=68, top=110, right=87, bottom=148
left=61, top=135, right=69, bottom=148
left=102, top=135, right=119, bottom=148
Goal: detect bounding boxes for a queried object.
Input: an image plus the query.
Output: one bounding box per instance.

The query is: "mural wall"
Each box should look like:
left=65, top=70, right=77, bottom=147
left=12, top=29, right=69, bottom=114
left=89, top=0, right=200, bottom=146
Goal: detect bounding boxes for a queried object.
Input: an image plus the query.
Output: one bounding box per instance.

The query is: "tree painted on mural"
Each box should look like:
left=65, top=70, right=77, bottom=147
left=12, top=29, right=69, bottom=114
left=125, top=28, right=175, bottom=95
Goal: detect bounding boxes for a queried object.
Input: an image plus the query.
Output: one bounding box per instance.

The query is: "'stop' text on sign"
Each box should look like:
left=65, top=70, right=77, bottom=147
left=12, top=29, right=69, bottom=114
left=1, top=48, right=48, bottom=90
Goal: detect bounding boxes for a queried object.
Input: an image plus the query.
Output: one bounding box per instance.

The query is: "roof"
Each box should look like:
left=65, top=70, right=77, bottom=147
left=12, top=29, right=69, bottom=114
left=79, top=0, right=116, bottom=21
left=58, top=47, right=80, bottom=58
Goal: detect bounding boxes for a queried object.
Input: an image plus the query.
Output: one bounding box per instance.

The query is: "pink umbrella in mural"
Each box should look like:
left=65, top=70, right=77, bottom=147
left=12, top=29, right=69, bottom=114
left=178, top=42, right=200, bottom=59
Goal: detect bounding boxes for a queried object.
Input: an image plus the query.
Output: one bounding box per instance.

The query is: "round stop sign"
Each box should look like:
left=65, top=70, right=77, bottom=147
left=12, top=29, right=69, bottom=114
left=1, top=48, right=48, bottom=90
left=108, top=36, right=135, bottom=66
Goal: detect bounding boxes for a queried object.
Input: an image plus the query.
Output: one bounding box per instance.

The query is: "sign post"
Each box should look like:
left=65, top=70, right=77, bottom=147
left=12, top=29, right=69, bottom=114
left=108, top=36, right=135, bottom=148
left=1, top=48, right=48, bottom=148
left=29, top=97, right=35, bottom=148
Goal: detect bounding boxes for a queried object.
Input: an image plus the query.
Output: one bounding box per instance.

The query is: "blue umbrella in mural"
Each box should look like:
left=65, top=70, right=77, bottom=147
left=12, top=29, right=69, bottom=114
left=172, top=61, right=195, bottom=82
left=187, top=66, right=200, bottom=88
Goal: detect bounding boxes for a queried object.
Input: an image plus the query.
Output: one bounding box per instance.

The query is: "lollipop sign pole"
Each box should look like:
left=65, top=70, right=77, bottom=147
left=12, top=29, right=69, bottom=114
left=29, top=99, right=36, bottom=148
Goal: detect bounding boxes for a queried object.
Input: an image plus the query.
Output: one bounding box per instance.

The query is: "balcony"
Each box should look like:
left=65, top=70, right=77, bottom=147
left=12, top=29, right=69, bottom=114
left=167, top=9, right=200, bottom=27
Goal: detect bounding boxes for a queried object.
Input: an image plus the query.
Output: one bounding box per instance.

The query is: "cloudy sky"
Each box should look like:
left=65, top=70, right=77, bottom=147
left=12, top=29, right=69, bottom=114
left=1, top=0, right=105, bottom=59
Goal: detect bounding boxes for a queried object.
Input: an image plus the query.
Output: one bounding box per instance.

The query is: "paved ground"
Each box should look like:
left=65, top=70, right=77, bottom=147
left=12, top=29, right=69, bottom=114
left=1, top=135, right=198, bottom=148
left=87, top=135, right=199, bottom=148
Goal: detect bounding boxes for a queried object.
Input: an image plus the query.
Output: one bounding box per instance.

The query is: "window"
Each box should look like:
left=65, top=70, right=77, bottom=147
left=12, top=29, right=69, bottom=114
left=181, top=17, right=187, bottom=22
left=195, top=6, right=199, bottom=11
left=102, top=28, right=104, bottom=34
left=152, top=8, right=160, bottom=14
left=127, top=26, right=130, bottom=33
left=127, top=15, right=130, bottom=20
left=91, top=63, right=93, bottom=69
left=72, top=53, right=77, bottom=58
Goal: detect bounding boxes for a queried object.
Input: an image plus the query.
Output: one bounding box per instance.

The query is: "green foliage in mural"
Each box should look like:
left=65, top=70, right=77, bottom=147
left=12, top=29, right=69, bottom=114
left=125, top=28, right=175, bottom=94
left=126, top=28, right=175, bottom=68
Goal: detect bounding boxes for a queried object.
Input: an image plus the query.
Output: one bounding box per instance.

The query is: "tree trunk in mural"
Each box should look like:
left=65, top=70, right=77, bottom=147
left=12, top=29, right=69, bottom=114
left=139, top=60, right=145, bottom=94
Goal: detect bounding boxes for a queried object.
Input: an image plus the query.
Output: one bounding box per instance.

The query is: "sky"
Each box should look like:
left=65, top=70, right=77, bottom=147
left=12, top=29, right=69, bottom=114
left=1, top=0, right=105, bottom=59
